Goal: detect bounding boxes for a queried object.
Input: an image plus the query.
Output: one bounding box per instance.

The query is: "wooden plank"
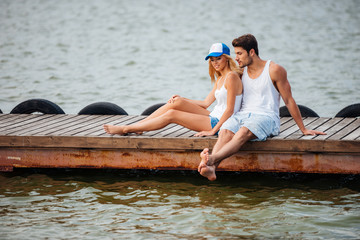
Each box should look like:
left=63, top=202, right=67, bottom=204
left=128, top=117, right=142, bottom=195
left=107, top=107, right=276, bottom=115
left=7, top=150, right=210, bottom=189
left=165, top=126, right=193, bottom=137
left=9, top=114, right=73, bottom=136
left=60, top=115, right=120, bottom=136
left=342, top=125, right=360, bottom=140
left=280, top=117, right=293, bottom=125
left=2, top=115, right=61, bottom=135
left=0, top=114, right=36, bottom=129
left=273, top=118, right=316, bottom=139
left=96, top=116, right=147, bottom=137
left=300, top=118, right=344, bottom=140
left=0, top=115, right=359, bottom=152
left=26, top=115, right=85, bottom=136
left=314, top=118, right=357, bottom=140
left=73, top=115, right=142, bottom=136
left=86, top=115, right=146, bottom=136
left=327, top=118, right=360, bottom=140
left=0, top=114, right=44, bottom=131
left=150, top=124, right=183, bottom=137
left=278, top=118, right=296, bottom=134
left=177, top=130, right=197, bottom=138
left=285, top=118, right=331, bottom=140
left=61, top=115, right=128, bottom=136
left=0, top=133, right=359, bottom=153
left=139, top=124, right=178, bottom=137
left=29, top=114, right=100, bottom=136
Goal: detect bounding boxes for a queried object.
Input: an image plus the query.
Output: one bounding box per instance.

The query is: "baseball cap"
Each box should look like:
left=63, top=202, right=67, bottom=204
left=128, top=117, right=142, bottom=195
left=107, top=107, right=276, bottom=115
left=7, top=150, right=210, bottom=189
left=205, top=43, right=230, bottom=60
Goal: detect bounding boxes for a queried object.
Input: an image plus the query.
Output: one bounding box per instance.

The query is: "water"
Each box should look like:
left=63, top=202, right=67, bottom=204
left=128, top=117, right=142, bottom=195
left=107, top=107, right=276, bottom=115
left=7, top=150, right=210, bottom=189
left=1, top=0, right=360, bottom=239
left=1, top=170, right=360, bottom=239
left=0, top=0, right=359, bottom=116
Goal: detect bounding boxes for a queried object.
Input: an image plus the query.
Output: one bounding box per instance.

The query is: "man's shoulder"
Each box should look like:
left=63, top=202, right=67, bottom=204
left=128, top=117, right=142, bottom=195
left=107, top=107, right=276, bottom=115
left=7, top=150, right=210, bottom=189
left=269, top=61, right=286, bottom=72
left=269, top=61, right=287, bottom=81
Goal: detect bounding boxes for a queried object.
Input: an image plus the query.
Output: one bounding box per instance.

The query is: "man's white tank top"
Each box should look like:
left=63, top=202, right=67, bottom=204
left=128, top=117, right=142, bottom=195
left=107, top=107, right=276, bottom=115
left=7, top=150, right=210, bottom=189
left=210, top=73, right=242, bottom=120
left=240, top=60, right=280, bottom=125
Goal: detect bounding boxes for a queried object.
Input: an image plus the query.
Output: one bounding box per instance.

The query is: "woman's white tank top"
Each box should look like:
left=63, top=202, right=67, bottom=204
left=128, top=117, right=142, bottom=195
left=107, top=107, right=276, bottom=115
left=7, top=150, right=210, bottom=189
left=210, top=73, right=242, bottom=119
left=240, top=60, right=280, bottom=125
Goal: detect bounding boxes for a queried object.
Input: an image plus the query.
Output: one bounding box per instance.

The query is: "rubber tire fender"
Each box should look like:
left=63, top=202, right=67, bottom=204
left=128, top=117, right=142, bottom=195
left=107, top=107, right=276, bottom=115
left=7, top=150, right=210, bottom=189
left=10, top=99, right=65, bottom=114
left=78, top=102, right=128, bottom=115
left=141, top=103, right=166, bottom=116
left=279, top=105, right=319, bottom=117
left=335, top=103, right=360, bottom=117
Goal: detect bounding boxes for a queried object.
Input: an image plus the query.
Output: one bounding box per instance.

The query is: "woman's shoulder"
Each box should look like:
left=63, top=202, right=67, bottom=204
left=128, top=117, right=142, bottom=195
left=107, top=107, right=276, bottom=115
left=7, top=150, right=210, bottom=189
left=227, top=71, right=242, bottom=81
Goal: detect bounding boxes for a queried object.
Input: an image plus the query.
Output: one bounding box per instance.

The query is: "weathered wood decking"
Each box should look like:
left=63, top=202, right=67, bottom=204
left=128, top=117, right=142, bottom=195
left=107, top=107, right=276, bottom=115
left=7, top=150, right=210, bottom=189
left=0, top=114, right=359, bottom=174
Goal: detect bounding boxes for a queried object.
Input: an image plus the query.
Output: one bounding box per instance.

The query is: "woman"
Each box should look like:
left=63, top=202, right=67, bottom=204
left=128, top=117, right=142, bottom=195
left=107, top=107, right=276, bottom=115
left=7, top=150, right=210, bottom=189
left=103, top=43, right=243, bottom=136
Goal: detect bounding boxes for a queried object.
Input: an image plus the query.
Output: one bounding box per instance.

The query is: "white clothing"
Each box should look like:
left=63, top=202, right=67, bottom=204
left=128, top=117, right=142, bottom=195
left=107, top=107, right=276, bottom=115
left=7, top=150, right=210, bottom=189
left=210, top=73, right=242, bottom=120
left=240, top=60, right=280, bottom=126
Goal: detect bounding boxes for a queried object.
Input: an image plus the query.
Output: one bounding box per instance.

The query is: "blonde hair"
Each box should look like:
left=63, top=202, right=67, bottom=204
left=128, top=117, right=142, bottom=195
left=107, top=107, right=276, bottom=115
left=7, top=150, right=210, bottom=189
left=208, top=54, right=243, bottom=83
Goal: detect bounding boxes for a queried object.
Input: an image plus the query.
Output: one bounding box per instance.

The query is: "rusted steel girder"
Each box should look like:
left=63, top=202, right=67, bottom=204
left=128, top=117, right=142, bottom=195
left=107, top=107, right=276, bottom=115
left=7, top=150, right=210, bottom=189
left=0, top=148, right=359, bottom=174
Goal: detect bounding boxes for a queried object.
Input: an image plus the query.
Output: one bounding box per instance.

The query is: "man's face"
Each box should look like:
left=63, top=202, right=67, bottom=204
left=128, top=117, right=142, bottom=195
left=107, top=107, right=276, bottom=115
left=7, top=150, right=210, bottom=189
left=234, top=47, right=252, bottom=68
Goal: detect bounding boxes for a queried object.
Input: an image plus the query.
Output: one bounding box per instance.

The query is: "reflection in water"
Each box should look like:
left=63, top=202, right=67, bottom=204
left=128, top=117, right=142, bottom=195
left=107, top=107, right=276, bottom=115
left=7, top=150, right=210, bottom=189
left=1, top=170, right=359, bottom=239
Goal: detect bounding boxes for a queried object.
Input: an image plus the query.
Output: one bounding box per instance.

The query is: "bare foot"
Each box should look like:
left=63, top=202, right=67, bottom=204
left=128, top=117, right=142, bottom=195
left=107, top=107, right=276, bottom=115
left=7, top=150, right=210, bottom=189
left=200, top=165, right=217, bottom=181
left=103, top=124, right=127, bottom=135
left=198, top=148, right=209, bottom=172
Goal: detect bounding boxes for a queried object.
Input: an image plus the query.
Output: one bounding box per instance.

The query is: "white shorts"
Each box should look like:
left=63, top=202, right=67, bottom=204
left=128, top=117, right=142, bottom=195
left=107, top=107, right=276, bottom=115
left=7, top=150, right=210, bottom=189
left=220, top=112, right=280, bottom=141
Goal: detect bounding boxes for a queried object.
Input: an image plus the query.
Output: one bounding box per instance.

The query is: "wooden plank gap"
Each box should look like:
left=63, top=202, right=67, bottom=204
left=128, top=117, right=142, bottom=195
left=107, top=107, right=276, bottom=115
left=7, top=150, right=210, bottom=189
left=74, top=115, right=142, bottom=136
left=3, top=115, right=63, bottom=135
left=33, top=114, right=102, bottom=136
left=58, top=115, right=125, bottom=136
left=314, top=118, right=357, bottom=140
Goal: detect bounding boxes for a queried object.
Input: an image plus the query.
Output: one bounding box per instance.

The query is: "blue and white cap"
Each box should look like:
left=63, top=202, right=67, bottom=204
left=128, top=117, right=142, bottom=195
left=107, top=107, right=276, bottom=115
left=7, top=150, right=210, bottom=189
left=205, top=43, right=230, bottom=60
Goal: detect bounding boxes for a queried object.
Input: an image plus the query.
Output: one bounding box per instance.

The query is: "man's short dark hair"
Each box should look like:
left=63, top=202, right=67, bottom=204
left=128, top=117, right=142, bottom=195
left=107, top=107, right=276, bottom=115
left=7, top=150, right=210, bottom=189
left=232, top=34, right=259, bottom=56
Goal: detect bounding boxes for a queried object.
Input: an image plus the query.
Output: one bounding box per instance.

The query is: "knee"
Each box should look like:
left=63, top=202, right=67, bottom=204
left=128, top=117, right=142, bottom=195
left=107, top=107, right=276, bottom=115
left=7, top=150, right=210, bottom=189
left=170, top=97, right=185, bottom=108
left=233, top=127, right=254, bottom=142
left=163, top=109, right=177, bottom=121
left=218, top=129, right=234, bottom=142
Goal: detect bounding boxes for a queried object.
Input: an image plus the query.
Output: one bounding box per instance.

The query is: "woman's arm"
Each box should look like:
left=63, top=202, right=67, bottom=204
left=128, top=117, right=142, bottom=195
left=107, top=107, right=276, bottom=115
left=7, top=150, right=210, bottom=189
left=196, top=72, right=241, bottom=136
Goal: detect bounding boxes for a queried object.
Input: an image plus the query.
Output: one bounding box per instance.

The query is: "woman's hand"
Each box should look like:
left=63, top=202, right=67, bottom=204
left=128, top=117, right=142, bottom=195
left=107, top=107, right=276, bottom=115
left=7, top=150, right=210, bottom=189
left=194, top=130, right=216, bottom=137
left=168, top=95, right=181, bottom=103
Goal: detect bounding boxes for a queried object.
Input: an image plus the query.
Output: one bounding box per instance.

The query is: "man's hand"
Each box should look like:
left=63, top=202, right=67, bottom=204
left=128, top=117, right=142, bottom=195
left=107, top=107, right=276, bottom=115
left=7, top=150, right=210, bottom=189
left=302, top=129, right=326, bottom=136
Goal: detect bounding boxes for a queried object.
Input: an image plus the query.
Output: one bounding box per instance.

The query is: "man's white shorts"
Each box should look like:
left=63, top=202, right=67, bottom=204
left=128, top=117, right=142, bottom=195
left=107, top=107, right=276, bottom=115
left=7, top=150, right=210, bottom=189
left=220, top=112, right=280, bottom=141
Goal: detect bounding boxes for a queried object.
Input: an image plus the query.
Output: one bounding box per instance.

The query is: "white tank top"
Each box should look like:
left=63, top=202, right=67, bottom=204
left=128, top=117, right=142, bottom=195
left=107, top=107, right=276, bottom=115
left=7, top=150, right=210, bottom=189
left=210, top=73, right=242, bottom=119
left=240, top=60, right=280, bottom=125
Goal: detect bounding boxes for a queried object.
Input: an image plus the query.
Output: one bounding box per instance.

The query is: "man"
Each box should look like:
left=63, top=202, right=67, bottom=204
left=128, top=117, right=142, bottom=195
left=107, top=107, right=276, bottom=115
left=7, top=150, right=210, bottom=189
left=198, top=34, right=326, bottom=181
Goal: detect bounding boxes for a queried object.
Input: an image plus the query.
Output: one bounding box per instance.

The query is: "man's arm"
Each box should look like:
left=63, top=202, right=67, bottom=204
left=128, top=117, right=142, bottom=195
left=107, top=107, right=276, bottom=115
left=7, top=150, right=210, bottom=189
left=270, top=63, right=326, bottom=136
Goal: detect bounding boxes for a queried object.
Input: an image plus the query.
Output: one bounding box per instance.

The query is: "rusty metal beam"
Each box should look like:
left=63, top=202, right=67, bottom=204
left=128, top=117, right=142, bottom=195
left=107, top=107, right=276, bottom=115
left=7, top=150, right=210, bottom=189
left=1, top=148, right=359, bottom=174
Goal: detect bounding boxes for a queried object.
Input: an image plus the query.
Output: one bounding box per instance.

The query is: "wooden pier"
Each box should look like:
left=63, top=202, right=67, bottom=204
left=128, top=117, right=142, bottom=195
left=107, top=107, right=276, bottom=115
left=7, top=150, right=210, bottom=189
left=0, top=114, right=359, bottom=174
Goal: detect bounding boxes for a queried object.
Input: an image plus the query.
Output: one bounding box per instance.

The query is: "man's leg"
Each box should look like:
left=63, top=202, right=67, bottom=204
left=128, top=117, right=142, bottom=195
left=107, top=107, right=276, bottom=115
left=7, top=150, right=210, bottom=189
left=212, top=129, right=234, bottom=155
left=197, top=129, right=234, bottom=173
left=199, top=127, right=256, bottom=181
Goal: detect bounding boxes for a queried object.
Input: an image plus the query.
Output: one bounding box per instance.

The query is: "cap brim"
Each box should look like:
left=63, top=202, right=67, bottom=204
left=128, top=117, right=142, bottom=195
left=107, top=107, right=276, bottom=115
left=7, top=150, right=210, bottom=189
left=205, top=52, right=222, bottom=60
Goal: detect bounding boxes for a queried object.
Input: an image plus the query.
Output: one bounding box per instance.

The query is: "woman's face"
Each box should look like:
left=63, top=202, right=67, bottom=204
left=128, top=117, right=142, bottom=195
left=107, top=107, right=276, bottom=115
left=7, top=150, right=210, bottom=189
left=210, top=55, right=227, bottom=72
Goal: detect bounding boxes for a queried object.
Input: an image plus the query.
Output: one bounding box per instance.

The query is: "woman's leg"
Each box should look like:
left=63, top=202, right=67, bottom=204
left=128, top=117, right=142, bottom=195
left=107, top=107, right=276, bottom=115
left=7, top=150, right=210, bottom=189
left=104, top=109, right=212, bottom=135
left=140, top=97, right=210, bottom=123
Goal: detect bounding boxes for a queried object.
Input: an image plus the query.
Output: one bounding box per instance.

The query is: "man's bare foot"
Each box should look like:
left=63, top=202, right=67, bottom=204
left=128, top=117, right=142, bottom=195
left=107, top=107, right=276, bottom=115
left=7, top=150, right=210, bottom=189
left=198, top=148, right=209, bottom=172
left=103, top=124, right=127, bottom=135
left=200, top=165, right=217, bottom=181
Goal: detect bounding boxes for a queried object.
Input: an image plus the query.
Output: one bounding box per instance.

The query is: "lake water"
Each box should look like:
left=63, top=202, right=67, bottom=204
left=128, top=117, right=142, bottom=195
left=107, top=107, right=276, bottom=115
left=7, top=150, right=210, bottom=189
left=1, top=0, right=360, bottom=239
left=1, top=170, right=360, bottom=239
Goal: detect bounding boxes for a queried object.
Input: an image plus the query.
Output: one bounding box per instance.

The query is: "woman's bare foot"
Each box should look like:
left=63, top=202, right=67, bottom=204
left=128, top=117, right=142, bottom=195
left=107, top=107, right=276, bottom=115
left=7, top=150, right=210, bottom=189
left=103, top=125, right=127, bottom=135
left=200, top=165, right=217, bottom=181
left=198, top=148, right=209, bottom=172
